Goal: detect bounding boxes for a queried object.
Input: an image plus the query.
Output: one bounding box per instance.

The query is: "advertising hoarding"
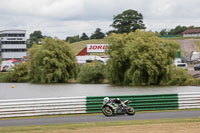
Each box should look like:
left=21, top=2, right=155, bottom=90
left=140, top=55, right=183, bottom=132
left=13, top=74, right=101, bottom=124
left=87, top=44, right=108, bottom=53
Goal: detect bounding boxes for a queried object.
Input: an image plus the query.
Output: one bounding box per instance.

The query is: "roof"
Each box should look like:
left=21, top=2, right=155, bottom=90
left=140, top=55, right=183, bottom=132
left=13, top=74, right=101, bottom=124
left=182, top=29, right=200, bottom=34
left=0, top=30, right=26, bottom=34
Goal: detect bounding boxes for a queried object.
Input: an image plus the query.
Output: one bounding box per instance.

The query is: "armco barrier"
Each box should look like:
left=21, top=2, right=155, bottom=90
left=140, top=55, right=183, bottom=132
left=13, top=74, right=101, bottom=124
left=86, top=94, right=179, bottom=113
left=0, top=96, right=86, bottom=118
left=178, top=92, right=200, bottom=109
left=0, top=92, right=200, bottom=118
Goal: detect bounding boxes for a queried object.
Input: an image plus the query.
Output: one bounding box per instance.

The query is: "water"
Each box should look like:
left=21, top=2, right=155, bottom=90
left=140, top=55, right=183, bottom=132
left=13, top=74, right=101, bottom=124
left=0, top=83, right=200, bottom=100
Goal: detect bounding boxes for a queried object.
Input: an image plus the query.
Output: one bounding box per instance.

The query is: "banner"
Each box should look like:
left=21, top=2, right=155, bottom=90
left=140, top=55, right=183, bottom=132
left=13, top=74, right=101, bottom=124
left=87, top=44, right=108, bottom=53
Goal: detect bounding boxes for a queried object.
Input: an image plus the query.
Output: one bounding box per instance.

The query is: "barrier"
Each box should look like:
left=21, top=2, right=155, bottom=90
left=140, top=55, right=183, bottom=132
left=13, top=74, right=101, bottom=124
left=86, top=94, right=179, bottom=113
left=0, top=96, right=86, bottom=118
left=178, top=92, right=200, bottom=109
left=0, top=92, right=200, bottom=118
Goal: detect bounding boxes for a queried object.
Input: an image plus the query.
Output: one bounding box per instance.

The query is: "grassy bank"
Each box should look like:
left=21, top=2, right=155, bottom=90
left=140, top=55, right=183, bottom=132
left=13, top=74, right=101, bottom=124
left=1, top=117, right=200, bottom=133
left=69, top=39, right=105, bottom=55
left=162, top=37, right=200, bottom=40
left=194, top=40, right=200, bottom=51
left=0, top=72, right=10, bottom=82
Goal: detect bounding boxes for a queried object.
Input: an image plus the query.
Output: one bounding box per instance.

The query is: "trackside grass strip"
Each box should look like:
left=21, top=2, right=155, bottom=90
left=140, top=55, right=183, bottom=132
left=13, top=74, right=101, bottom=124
left=1, top=117, right=200, bottom=133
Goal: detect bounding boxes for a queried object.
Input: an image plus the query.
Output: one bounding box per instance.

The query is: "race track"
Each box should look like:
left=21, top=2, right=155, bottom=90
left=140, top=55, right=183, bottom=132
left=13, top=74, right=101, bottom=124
left=0, top=110, right=200, bottom=127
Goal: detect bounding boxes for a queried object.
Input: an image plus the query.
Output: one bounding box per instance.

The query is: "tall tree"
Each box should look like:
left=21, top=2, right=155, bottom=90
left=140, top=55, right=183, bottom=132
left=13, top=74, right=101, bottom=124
left=110, top=9, right=145, bottom=34
left=160, top=25, right=200, bottom=36
left=160, top=29, right=169, bottom=36
left=168, top=25, right=187, bottom=35
left=90, top=28, right=105, bottom=39
left=29, top=37, right=78, bottom=83
left=80, top=33, right=89, bottom=40
left=27, top=31, right=44, bottom=48
left=105, top=30, right=180, bottom=86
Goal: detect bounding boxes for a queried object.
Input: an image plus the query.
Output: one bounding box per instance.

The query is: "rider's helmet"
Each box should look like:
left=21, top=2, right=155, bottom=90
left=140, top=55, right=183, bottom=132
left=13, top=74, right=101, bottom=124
left=103, top=97, right=110, bottom=102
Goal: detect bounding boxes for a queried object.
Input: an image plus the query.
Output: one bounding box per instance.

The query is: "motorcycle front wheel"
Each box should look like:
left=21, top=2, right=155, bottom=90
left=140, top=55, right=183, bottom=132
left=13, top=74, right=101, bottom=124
left=102, top=106, right=114, bottom=117
left=126, top=107, right=135, bottom=116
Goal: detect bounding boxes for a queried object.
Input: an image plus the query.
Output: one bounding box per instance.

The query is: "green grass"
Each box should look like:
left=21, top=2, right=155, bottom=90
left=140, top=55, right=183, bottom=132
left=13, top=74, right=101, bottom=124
left=69, top=39, right=106, bottom=55
left=161, top=37, right=200, bottom=40
left=0, top=72, right=10, bottom=82
left=0, top=117, right=200, bottom=133
left=194, top=40, right=200, bottom=51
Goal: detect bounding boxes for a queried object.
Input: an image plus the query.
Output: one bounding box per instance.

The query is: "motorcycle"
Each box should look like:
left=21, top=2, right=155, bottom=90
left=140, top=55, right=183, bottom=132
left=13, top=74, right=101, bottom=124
left=102, top=97, right=135, bottom=117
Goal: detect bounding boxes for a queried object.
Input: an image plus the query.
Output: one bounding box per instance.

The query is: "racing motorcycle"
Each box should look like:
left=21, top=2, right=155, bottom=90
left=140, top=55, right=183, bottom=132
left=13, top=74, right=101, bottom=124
left=102, top=97, right=135, bottom=117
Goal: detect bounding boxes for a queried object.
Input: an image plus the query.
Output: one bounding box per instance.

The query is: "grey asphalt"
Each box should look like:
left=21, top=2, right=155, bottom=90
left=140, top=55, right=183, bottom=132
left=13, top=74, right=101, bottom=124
left=0, top=111, right=200, bottom=127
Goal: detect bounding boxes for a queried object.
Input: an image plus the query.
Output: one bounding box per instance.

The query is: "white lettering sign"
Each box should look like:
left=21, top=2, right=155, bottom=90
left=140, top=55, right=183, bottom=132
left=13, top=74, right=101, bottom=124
left=87, top=44, right=108, bottom=53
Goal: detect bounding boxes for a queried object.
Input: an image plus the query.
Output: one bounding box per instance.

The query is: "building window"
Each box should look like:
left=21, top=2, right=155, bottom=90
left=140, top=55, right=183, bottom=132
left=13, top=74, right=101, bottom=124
left=1, top=34, right=25, bottom=37
left=2, top=49, right=27, bottom=52
left=1, top=41, right=25, bottom=44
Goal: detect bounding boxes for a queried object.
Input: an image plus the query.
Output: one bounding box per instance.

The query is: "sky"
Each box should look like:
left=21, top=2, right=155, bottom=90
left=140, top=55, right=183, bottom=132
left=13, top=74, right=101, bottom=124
left=0, top=0, right=200, bottom=39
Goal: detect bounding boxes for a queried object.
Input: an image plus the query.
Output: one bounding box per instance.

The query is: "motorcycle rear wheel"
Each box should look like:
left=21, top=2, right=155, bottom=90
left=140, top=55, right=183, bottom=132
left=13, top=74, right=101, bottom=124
left=126, top=107, right=135, bottom=116
left=102, top=106, right=114, bottom=117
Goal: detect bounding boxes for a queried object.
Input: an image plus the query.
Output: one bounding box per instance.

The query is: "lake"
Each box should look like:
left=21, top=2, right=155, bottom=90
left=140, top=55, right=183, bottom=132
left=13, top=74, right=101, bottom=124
left=0, top=83, right=200, bottom=100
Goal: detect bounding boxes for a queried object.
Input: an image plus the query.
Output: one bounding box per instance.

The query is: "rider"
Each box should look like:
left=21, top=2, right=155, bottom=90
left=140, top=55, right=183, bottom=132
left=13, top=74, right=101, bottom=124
left=104, top=97, right=125, bottom=107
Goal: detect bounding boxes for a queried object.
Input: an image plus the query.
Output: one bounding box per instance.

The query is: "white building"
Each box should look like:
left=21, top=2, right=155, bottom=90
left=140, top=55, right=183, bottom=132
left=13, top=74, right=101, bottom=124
left=190, top=51, right=200, bottom=62
left=0, top=30, right=27, bottom=61
left=76, top=55, right=108, bottom=65
left=182, top=29, right=200, bottom=37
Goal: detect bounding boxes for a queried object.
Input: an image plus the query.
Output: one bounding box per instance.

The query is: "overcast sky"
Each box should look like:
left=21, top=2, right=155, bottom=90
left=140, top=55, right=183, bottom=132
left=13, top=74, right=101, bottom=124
left=0, top=0, right=200, bottom=39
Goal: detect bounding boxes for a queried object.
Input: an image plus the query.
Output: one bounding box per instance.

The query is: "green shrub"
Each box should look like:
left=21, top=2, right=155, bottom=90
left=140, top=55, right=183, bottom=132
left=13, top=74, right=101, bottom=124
left=29, top=38, right=78, bottom=83
left=195, top=79, right=200, bottom=86
left=0, top=72, right=11, bottom=82
left=9, top=62, right=30, bottom=82
left=78, top=61, right=105, bottom=84
left=105, top=30, right=180, bottom=86
left=167, top=68, right=194, bottom=86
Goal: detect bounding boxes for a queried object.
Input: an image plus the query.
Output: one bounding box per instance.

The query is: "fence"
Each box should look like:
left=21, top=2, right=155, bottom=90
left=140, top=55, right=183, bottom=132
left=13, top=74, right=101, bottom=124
left=178, top=92, right=200, bottom=109
left=86, top=93, right=178, bottom=113
left=0, top=96, right=86, bottom=118
left=0, top=92, right=200, bottom=118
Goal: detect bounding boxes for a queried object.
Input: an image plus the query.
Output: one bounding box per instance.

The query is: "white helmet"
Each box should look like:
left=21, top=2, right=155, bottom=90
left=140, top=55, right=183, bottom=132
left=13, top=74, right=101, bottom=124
left=104, top=97, right=110, bottom=102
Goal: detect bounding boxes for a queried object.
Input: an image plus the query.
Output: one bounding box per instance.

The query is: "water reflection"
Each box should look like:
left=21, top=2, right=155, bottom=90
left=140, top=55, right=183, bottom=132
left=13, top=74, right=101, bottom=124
left=0, top=83, right=200, bottom=100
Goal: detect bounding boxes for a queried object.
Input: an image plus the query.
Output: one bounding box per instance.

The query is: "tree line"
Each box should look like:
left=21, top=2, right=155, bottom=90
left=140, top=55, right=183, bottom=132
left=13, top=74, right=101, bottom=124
left=5, top=9, right=199, bottom=86
left=27, top=9, right=146, bottom=47
left=159, top=25, right=200, bottom=36
left=27, top=9, right=200, bottom=49
left=5, top=30, right=195, bottom=85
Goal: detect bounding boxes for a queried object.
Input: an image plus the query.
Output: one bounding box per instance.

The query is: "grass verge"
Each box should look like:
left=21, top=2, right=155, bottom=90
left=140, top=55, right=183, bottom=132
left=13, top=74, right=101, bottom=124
left=0, top=117, right=200, bottom=133
left=0, top=72, right=10, bottom=82
left=194, top=40, right=200, bottom=51
left=163, top=37, right=200, bottom=40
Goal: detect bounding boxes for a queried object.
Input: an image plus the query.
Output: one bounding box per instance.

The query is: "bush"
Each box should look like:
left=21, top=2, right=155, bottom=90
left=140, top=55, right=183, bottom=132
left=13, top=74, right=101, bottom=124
left=194, top=78, right=200, bottom=86
left=9, top=62, right=30, bottom=82
left=0, top=72, right=11, bottom=82
left=78, top=61, right=105, bottom=84
left=167, top=68, right=194, bottom=86
left=29, top=38, right=78, bottom=83
left=105, top=30, right=180, bottom=86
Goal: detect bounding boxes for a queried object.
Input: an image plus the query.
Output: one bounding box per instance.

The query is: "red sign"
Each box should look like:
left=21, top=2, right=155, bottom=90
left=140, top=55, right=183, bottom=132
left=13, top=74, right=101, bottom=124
left=87, top=44, right=108, bottom=53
